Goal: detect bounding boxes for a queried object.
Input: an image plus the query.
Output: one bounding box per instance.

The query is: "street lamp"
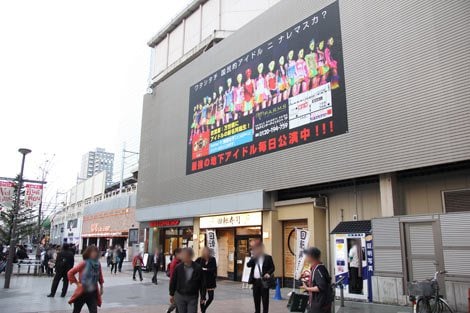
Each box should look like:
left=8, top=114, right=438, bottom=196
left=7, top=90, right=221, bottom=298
left=4, top=148, right=31, bottom=289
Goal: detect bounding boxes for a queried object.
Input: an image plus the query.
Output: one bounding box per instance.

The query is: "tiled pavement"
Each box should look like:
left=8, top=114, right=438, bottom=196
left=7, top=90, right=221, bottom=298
left=0, top=261, right=411, bottom=313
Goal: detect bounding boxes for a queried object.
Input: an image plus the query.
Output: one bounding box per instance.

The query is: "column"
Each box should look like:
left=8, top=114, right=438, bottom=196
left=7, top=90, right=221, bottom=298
left=379, top=172, right=400, bottom=217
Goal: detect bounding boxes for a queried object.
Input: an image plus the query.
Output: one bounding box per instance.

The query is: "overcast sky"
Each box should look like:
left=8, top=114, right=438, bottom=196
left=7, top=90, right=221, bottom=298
left=0, top=0, right=191, bottom=213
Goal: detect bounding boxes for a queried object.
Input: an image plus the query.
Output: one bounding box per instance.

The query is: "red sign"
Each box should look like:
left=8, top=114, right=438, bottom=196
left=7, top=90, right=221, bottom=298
left=149, top=219, right=180, bottom=228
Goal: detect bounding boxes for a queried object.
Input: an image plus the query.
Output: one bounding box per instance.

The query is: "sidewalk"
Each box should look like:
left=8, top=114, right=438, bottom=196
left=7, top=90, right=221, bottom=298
left=0, top=261, right=411, bottom=313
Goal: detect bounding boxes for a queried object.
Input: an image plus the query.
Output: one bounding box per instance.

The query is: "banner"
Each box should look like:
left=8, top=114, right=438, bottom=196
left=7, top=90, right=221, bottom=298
left=206, top=229, right=219, bottom=264
left=24, top=184, right=43, bottom=208
left=294, top=228, right=310, bottom=280
left=0, top=181, right=15, bottom=207
left=186, top=1, right=347, bottom=174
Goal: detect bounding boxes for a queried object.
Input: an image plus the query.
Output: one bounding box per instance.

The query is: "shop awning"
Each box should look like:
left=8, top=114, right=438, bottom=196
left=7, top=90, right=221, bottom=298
left=330, top=220, right=371, bottom=234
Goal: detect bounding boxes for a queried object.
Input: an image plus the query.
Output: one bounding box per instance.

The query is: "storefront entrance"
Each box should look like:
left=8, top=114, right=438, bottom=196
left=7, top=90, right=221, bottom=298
left=234, top=235, right=261, bottom=281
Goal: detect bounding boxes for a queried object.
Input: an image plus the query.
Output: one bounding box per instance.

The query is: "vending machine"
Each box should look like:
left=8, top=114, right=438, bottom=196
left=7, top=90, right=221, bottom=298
left=331, top=221, right=374, bottom=302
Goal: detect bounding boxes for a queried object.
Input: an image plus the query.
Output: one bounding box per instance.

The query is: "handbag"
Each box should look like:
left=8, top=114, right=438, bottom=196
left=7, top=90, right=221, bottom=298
left=287, top=292, right=309, bottom=312
left=257, top=263, right=276, bottom=289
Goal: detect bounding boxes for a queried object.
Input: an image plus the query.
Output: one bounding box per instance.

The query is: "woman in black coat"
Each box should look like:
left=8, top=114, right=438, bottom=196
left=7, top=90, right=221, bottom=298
left=195, top=247, right=217, bottom=313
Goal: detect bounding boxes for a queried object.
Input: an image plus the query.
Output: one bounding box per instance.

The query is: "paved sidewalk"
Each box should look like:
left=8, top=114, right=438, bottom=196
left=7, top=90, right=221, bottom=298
left=0, top=261, right=411, bottom=313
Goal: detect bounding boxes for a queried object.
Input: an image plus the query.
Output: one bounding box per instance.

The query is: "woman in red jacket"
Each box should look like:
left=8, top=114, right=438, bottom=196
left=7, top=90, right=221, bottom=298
left=67, top=245, right=104, bottom=313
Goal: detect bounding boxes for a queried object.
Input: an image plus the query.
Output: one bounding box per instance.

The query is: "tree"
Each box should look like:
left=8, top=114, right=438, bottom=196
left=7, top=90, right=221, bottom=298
left=0, top=177, right=37, bottom=245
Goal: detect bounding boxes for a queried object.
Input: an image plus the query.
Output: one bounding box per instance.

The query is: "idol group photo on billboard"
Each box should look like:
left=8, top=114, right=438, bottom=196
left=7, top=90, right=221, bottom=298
left=189, top=37, right=341, bottom=137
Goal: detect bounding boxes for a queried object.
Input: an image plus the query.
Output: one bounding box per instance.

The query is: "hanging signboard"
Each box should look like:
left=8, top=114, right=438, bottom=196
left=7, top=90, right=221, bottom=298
left=186, top=1, right=347, bottom=174
left=24, top=184, right=43, bottom=208
left=0, top=181, right=15, bottom=206
left=206, top=229, right=219, bottom=264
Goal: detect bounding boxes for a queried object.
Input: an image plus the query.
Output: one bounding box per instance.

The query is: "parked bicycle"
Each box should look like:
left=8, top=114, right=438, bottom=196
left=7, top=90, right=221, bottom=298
left=408, top=271, right=454, bottom=313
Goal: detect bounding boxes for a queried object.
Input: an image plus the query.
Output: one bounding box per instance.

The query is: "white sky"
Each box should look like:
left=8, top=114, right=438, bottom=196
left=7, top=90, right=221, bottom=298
left=0, top=0, right=191, bottom=213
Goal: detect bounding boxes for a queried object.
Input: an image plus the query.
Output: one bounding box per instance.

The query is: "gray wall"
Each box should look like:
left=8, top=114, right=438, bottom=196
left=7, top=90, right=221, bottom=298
left=138, top=0, right=470, bottom=210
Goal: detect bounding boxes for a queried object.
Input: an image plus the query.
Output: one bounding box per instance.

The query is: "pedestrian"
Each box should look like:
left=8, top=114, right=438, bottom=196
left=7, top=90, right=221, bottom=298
left=195, top=247, right=217, bottom=313
left=110, top=247, right=118, bottom=274
left=16, top=245, right=28, bottom=260
left=45, top=246, right=55, bottom=276
left=47, top=243, right=75, bottom=297
left=166, top=248, right=182, bottom=313
left=348, top=241, right=361, bottom=294
left=105, top=247, right=112, bottom=268
left=118, top=247, right=125, bottom=273
left=247, top=242, right=275, bottom=313
left=302, top=247, right=333, bottom=313
left=152, top=248, right=163, bottom=284
left=132, top=252, right=144, bottom=281
left=169, top=248, right=205, bottom=313
left=67, top=245, right=104, bottom=313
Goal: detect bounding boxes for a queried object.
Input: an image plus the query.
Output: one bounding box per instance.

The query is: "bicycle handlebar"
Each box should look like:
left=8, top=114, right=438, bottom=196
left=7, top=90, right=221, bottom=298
left=433, top=270, right=447, bottom=280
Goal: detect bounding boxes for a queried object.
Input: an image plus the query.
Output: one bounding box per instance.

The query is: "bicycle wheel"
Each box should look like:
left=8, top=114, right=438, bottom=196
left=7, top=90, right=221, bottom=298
left=435, top=298, right=455, bottom=313
left=417, top=297, right=432, bottom=313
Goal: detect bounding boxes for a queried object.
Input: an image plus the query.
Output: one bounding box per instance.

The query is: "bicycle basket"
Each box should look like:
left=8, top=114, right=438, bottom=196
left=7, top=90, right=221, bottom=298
left=407, top=280, right=437, bottom=297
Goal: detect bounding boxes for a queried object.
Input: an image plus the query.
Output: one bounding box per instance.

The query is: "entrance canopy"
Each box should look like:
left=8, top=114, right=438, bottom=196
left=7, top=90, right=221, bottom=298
left=331, top=220, right=371, bottom=235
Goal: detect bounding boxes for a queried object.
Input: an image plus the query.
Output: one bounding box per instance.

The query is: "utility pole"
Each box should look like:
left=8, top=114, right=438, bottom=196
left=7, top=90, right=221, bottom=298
left=119, top=143, right=139, bottom=194
left=4, top=148, right=31, bottom=289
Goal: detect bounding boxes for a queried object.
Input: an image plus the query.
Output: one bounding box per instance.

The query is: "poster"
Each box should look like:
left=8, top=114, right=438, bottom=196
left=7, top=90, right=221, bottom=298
left=24, top=184, right=43, bottom=208
left=294, top=228, right=310, bottom=280
left=206, top=229, right=219, bottom=264
left=186, top=1, right=347, bottom=174
left=0, top=181, right=15, bottom=206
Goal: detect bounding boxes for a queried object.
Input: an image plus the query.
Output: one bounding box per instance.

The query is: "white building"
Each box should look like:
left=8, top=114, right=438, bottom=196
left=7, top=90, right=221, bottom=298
left=50, top=171, right=107, bottom=249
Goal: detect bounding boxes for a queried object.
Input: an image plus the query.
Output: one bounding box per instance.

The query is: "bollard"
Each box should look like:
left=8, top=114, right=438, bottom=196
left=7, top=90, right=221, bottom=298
left=339, top=283, right=345, bottom=307
left=273, top=278, right=283, bottom=300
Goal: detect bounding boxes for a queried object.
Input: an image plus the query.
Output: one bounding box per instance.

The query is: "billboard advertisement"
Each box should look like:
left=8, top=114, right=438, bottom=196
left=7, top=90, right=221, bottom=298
left=186, top=1, right=347, bottom=174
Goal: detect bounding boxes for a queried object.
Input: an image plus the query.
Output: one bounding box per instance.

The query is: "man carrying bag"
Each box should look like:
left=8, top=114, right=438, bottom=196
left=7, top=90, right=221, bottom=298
left=247, top=242, right=275, bottom=313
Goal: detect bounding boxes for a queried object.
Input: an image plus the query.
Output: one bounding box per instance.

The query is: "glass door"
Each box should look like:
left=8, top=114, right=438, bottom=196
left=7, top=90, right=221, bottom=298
left=234, top=236, right=261, bottom=281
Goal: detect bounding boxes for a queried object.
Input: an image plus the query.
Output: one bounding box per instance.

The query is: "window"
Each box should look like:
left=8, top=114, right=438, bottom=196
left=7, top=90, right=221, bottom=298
left=442, top=189, right=470, bottom=213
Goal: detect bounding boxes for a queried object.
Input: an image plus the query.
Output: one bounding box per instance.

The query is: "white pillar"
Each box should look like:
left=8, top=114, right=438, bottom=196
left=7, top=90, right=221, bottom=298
left=379, top=173, right=400, bottom=217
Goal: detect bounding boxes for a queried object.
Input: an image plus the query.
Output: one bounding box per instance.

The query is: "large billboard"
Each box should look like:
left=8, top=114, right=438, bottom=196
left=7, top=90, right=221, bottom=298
left=186, top=1, right=347, bottom=174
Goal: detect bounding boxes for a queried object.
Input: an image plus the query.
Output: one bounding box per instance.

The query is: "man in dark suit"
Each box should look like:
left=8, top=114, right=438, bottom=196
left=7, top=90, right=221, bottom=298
left=247, top=242, right=275, bottom=313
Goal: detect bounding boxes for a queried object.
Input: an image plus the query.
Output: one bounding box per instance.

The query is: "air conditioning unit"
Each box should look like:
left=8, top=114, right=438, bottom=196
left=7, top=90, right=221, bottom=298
left=313, top=196, right=328, bottom=209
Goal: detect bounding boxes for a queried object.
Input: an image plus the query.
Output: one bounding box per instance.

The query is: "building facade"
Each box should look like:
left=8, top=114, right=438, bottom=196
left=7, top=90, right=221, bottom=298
left=50, top=171, right=107, bottom=249
left=137, top=0, right=470, bottom=310
left=80, top=147, right=115, bottom=186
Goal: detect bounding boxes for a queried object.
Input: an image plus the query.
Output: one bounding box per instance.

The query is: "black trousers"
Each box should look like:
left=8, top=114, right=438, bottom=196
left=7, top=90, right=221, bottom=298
left=118, top=258, right=124, bottom=272
left=50, top=271, right=68, bottom=296
left=349, top=267, right=361, bottom=294
left=73, top=291, right=98, bottom=313
left=133, top=266, right=143, bottom=280
left=152, top=264, right=159, bottom=283
left=252, top=279, right=269, bottom=313
left=110, top=262, right=117, bottom=274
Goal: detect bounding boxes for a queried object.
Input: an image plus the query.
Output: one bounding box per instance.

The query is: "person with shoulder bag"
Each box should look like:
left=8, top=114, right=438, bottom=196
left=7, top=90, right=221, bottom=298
left=247, top=242, right=275, bottom=313
left=67, top=245, right=104, bottom=313
left=302, top=247, right=333, bottom=313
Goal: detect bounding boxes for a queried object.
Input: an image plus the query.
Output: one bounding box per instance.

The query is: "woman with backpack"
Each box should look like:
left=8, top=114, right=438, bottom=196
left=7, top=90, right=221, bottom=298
left=302, top=247, right=333, bottom=313
left=67, top=245, right=104, bottom=313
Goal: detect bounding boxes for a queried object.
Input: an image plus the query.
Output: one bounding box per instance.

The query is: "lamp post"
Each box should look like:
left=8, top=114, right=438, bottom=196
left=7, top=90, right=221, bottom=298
left=4, top=148, right=31, bottom=289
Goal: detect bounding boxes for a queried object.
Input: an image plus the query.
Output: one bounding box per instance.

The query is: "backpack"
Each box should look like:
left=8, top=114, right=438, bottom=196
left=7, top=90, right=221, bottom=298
left=313, top=264, right=335, bottom=303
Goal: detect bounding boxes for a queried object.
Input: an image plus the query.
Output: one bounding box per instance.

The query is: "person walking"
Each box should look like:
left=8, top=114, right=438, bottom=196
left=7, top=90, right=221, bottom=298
left=166, top=248, right=182, bottom=313
left=195, top=247, right=217, bottom=313
left=247, top=242, right=275, bottom=313
left=302, top=247, right=333, bottom=313
left=47, top=243, right=75, bottom=297
left=132, top=252, right=144, bottom=281
left=105, top=247, right=112, bottom=268
left=67, top=245, right=104, bottom=313
left=110, top=248, right=119, bottom=275
left=117, top=247, right=126, bottom=273
left=169, top=248, right=205, bottom=313
left=152, top=248, right=163, bottom=285
left=45, top=245, right=56, bottom=277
